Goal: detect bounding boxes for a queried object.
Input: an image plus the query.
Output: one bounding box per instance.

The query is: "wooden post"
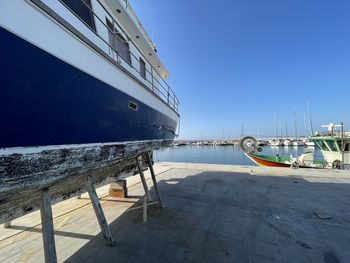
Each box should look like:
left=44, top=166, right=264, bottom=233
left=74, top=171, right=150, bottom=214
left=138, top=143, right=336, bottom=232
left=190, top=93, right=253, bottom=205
left=144, top=152, right=164, bottom=208
left=136, top=155, right=152, bottom=202
left=84, top=175, right=114, bottom=246
left=143, top=195, right=148, bottom=223
left=40, top=189, right=57, bottom=263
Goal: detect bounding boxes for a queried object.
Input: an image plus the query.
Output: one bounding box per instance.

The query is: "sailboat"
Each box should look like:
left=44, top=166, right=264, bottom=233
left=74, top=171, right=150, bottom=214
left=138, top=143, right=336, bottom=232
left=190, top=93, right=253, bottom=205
left=292, top=107, right=304, bottom=146
left=270, top=112, right=283, bottom=146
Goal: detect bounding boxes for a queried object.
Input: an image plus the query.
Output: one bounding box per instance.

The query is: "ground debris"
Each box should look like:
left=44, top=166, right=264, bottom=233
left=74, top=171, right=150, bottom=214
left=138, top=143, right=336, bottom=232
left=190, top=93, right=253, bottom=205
left=313, top=209, right=333, bottom=219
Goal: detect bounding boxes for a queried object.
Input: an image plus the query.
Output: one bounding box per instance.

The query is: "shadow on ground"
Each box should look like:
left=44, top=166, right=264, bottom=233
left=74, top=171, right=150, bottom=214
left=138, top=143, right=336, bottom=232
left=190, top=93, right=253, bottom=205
left=66, top=170, right=350, bottom=263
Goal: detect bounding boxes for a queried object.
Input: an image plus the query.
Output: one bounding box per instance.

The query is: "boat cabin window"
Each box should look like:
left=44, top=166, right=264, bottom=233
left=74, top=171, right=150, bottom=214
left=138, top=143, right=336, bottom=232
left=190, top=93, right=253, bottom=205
left=140, top=57, right=146, bottom=79
left=61, top=0, right=96, bottom=31
left=105, top=18, right=132, bottom=65
left=315, top=139, right=329, bottom=151
left=325, top=140, right=338, bottom=152
left=336, top=140, right=350, bottom=152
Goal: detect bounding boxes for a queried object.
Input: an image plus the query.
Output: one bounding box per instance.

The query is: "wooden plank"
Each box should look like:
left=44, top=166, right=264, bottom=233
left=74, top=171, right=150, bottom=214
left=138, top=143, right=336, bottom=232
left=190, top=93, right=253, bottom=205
left=85, top=175, right=114, bottom=246
left=144, top=151, right=164, bottom=207
left=40, top=189, right=57, bottom=263
left=136, top=155, right=152, bottom=202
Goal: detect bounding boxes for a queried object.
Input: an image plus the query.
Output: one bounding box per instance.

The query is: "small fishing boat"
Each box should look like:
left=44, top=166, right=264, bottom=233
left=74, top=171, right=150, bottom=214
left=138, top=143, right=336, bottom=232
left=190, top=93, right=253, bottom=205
left=292, top=140, right=304, bottom=146
left=270, top=139, right=283, bottom=146
left=312, top=123, right=350, bottom=169
left=245, top=152, right=291, bottom=167
left=283, top=139, right=292, bottom=146
left=240, top=136, right=324, bottom=168
left=244, top=152, right=324, bottom=168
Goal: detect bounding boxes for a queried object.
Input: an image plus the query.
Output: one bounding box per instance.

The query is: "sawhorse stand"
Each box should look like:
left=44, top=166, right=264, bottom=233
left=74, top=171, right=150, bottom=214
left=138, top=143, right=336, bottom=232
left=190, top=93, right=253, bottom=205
left=37, top=151, right=163, bottom=263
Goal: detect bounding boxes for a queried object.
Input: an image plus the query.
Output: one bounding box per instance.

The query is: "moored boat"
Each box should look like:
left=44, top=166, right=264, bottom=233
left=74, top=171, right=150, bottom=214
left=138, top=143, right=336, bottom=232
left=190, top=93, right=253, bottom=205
left=0, top=0, right=179, bottom=223
left=292, top=140, right=304, bottom=146
left=240, top=136, right=324, bottom=168
left=312, top=123, right=350, bottom=169
left=244, top=152, right=324, bottom=168
left=283, top=139, right=292, bottom=146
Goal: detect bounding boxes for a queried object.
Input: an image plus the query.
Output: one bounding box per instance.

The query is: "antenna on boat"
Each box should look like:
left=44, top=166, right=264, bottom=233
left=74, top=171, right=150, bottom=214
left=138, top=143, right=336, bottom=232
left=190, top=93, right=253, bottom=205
left=307, top=101, right=314, bottom=136
left=303, top=112, right=308, bottom=137
left=341, top=122, right=345, bottom=164
left=274, top=112, right=278, bottom=139
left=293, top=107, right=298, bottom=139
left=240, top=123, right=244, bottom=138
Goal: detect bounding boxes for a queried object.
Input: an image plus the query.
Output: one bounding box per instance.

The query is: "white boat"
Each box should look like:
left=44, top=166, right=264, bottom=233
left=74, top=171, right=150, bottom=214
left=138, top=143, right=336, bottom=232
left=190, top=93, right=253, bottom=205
left=270, top=139, right=283, bottom=146
left=292, top=140, right=304, bottom=146
left=283, top=139, right=292, bottom=146
left=312, top=123, right=350, bottom=169
left=304, top=139, right=315, bottom=147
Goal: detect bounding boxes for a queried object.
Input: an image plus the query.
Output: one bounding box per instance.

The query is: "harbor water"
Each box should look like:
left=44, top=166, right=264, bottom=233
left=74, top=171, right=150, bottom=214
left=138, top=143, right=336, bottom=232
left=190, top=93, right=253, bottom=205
left=154, top=145, right=324, bottom=166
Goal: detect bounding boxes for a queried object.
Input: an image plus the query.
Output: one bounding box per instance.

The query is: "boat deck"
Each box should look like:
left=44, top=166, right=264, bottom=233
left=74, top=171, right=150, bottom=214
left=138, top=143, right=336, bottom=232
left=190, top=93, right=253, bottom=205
left=1, top=163, right=350, bottom=262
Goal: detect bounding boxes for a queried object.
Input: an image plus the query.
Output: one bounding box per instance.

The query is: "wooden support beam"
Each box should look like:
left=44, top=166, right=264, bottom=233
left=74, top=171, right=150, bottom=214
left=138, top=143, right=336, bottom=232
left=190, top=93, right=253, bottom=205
left=84, top=175, right=114, bottom=246
left=144, top=151, right=164, bottom=208
left=40, top=189, right=57, bottom=263
left=136, top=155, right=152, bottom=202
left=143, top=195, right=148, bottom=222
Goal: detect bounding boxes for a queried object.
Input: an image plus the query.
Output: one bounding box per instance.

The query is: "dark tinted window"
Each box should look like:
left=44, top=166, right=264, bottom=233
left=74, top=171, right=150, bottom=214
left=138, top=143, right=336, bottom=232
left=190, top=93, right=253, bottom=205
left=337, top=140, right=350, bottom=152
left=105, top=18, right=131, bottom=65
left=326, top=140, right=338, bottom=151
left=61, top=0, right=96, bottom=31
left=315, top=139, right=329, bottom=151
left=140, top=58, right=146, bottom=79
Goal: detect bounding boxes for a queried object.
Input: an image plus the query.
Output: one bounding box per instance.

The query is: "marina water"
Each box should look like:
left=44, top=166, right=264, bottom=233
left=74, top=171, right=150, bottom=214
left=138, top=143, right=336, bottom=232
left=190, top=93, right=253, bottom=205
left=154, top=145, right=324, bottom=166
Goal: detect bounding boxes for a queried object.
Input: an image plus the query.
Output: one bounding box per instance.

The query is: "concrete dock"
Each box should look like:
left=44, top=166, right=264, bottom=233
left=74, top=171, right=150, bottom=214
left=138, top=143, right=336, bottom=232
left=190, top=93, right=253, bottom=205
left=1, top=162, right=350, bottom=263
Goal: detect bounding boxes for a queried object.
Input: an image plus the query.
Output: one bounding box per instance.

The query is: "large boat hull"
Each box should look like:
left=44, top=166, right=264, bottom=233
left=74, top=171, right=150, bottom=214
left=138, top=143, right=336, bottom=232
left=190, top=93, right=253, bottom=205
left=0, top=27, right=177, bottom=148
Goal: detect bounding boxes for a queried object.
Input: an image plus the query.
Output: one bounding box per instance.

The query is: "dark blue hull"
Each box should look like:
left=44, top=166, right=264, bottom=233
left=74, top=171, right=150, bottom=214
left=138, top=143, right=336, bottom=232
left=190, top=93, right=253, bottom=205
left=0, top=28, right=177, bottom=148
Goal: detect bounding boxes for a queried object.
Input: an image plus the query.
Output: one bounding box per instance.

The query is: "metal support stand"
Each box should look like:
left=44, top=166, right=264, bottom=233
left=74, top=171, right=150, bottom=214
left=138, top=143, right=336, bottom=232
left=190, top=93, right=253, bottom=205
left=136, top=155, right=152, bottom=202
left=85, top=175, right=114, bottom=246
left=40, top=189, right=57, bottom=263
left=144, top=151, right=164, bottom=208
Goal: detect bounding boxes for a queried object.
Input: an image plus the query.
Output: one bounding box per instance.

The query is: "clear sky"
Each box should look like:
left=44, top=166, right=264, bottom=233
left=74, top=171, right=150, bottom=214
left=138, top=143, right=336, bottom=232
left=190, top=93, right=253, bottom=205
left=130, top=0, right=350, bottom=139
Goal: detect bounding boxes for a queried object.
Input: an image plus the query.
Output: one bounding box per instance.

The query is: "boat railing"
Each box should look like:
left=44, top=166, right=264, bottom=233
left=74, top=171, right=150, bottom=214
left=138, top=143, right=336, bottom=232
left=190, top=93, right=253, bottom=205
left=119, top=0, right=156, bottom=51
left=57, top=0, right=179, bottom=113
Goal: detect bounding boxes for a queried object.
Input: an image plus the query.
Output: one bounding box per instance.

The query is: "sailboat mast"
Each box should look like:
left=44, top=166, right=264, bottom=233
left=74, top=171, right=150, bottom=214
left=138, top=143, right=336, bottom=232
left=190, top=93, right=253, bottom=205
left=274, top=112, right=278, bottom=139
left=307, top=101, right=314, bottom=136
left=293, top=107, right=298, bottom=139
left=303, top=112, right=307, bottom=137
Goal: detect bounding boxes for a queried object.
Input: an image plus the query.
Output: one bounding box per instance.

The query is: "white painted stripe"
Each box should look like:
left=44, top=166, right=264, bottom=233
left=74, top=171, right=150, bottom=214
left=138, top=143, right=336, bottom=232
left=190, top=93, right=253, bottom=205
left=0, top=0, right=179, bottom=122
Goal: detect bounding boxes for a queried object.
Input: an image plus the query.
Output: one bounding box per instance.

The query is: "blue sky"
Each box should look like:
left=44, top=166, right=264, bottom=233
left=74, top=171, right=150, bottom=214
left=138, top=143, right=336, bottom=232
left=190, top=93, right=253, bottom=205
left=130, top=0, right=350, bottom=139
